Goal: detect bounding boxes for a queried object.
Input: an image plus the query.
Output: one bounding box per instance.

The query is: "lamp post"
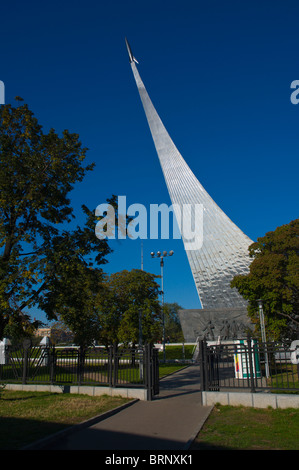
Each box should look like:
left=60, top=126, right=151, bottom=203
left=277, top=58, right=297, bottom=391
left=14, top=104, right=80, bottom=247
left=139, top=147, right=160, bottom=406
left=257, top=299, right=269, bottom=377
left=138, top=308, right=143, bottom=380
left=151, top=250, right=174, bottom=363
left=257, top=300, right=266, bottom=344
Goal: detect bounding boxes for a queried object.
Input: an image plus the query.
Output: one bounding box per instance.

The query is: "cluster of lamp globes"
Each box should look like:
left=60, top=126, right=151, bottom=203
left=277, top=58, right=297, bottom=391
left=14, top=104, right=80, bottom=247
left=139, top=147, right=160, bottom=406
left=150, top=250, right=174, bottom=258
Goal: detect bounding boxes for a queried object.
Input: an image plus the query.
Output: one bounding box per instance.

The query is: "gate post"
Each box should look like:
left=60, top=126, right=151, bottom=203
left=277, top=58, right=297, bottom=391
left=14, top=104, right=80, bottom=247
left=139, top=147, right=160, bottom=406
left=145, top=344, right=153, bottom=401
left=153, top=347, right=159, bottom=396
left=143, top=344, right=159, bottom=401
left=199, top=339, right=207, bottom=391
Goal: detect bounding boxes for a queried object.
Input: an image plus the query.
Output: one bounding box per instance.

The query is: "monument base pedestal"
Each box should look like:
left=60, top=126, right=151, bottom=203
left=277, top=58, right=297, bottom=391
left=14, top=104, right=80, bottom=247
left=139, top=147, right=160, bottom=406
left=178, top=308, right=251, bottom=342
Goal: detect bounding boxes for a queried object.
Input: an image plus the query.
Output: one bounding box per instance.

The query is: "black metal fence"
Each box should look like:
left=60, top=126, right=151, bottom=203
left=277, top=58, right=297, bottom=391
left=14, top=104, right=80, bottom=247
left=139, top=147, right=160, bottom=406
left=0, top=342, right=159, bottom=400
left=199, top=337, right=299, bottom=393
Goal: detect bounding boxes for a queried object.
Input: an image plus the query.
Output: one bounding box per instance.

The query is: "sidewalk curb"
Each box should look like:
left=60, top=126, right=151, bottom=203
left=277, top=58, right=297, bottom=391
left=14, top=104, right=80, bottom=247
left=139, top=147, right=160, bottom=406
left=183, top=405, right=214, bottom=449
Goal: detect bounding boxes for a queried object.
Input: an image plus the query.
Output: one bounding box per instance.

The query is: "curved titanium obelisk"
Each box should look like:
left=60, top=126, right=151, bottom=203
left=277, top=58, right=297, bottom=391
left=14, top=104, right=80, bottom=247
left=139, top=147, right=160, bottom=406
left=125, top=39, right=252, bottom=311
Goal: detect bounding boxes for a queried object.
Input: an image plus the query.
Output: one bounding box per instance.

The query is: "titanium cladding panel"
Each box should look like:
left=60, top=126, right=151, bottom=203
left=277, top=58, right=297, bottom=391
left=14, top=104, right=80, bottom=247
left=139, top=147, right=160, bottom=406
left=128, top=51, right=252, bottom=310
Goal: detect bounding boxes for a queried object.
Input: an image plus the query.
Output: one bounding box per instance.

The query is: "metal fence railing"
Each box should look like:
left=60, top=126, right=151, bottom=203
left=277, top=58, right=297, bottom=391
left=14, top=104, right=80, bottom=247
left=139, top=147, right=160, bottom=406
left=198, top=337, right=299, bottom=393
left=0, top=342, right=159, bottom=400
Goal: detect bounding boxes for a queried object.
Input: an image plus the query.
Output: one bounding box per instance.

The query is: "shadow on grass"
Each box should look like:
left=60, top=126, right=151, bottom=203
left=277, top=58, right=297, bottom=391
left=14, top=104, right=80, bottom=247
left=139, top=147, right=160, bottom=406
left=1, top=393, right=55, bottom=402
left=0, top=416, right=69, bottom=450
left=190, top=440, right=235, bottom=450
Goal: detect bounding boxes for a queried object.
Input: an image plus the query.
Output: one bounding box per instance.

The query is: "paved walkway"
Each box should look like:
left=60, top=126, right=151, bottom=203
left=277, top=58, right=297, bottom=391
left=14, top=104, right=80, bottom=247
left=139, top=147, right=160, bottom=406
left=33, top=365, right=213, bottom=450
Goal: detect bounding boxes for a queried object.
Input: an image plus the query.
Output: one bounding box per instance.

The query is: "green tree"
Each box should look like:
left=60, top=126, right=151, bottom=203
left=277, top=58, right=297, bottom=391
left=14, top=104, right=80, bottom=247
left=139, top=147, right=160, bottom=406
left=231, top=219, right=299, bottom=341
left=3, top=311, right=39, bottom=343
left=0, top=99, right=111, bottom=339
left=163, top=302, right=185, bottom=342
left=97, top=269, right=162, bottom=348
left=40, top=251, right=105, bottom=350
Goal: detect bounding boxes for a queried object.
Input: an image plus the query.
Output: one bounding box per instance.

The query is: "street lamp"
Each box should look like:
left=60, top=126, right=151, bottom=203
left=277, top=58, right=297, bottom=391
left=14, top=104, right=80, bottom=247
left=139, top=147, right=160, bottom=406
left=151, top=250, right=174, bottom=363
left=257, top=299, right=269, bottom=377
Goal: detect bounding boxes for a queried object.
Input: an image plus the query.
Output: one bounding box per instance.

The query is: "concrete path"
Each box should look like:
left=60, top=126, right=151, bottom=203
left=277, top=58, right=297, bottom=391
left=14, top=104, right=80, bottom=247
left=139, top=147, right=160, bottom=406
left=36, top=365, right=212, bottom=450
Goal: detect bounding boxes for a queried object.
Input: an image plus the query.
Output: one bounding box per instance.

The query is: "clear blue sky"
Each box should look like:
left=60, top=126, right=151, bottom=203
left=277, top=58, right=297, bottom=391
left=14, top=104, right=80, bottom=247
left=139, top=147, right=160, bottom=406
left=1, top=1, right=298, bottom=323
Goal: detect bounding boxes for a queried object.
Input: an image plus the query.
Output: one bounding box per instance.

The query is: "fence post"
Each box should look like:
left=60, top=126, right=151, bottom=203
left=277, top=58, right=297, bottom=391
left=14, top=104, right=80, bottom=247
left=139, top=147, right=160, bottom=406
left=113, top=344, right=118, bottom=387
left=108, top=346, right=113, bottom=386
left=50, top=348, right=55, bottom=384
left=247, top=335, right=256, bottom=393
left=77, top=347, right=86, bottom=386
left=146, top=344, right=153, bottom=401
left=22, top=339, right=31, bottom=385
left=22, top=348, right=28, bottom=385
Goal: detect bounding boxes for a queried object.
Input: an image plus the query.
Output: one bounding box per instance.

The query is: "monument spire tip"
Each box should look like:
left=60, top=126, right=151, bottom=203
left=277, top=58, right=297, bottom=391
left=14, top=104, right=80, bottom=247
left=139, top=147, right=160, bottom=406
left=125, top=37, right=139, bottom=64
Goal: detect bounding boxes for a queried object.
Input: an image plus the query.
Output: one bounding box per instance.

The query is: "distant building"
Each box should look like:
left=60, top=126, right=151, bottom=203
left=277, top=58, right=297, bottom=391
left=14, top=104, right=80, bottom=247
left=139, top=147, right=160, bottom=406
left=34, top=327, right=73, bottom=344
left=34, top=327, right=52, bottom=337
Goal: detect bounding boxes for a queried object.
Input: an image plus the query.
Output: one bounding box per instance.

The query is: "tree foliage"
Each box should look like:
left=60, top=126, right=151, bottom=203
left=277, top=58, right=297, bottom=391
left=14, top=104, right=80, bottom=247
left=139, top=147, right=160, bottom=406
left=0, top=99, right=111, bottom=339
left=163, top=302, right=184, bottom=342
left=96, top=269, right=162, bottom=348
left=231, top=219, right=299, bottom=341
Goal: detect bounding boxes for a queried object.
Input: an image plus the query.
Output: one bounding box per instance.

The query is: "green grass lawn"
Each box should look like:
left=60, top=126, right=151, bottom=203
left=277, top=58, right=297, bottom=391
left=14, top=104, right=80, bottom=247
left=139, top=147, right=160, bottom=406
left=159, top=344, right=195, bottom=361
left=158, top=344, right=193, bottom=377
left=159, top=362, right=188, bottom=377
left=191, top=404, right=299, bottom=450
